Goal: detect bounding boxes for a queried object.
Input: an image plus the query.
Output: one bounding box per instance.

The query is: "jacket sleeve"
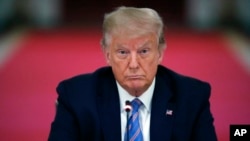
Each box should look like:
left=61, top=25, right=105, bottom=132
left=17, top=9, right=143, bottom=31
left=191, top=83, right=217, bottom=141
left=48, top=81, right=80, bottom=141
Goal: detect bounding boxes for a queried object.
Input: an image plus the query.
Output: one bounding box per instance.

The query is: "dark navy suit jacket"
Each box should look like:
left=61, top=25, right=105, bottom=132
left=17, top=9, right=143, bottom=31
left=48, top=65, right=217, bottom=141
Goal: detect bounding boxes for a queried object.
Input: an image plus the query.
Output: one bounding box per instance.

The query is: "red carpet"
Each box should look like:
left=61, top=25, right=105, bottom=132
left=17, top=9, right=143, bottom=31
left=0, top=28, right=249, bottom=141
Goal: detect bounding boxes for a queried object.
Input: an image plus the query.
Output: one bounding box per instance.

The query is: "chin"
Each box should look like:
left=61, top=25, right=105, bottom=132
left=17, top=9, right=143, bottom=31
left=127, top=81, right=146, bottom=90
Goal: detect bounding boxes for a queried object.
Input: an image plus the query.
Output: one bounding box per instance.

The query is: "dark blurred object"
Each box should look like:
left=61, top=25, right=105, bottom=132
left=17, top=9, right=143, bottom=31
left=0, top=0, right=62, bottom=33
left=62, top=0, right=185, bottom=27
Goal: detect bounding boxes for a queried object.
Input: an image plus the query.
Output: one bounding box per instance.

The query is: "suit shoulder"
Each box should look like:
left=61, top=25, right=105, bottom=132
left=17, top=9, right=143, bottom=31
left=56, top=66, right=113, bottom=96
left=59, top=66, right=112, bottom=85
left=158, top=65, right=210, bottom=85
left=55, top=66, right=113, bottom=105
left=157, top=65, right=211, bottom=98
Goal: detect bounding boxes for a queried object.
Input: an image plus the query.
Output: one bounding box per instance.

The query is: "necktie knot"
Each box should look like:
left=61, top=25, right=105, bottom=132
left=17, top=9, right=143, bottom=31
left=131, top=98, right=142, bottom=113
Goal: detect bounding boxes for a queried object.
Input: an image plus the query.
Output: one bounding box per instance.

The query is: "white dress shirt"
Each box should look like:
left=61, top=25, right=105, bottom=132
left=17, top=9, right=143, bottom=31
left=117, top=78, right=155, bottom=141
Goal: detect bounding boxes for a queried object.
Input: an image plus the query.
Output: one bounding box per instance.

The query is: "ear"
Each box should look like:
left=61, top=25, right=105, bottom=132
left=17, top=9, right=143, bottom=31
left=158, top=46, right=165, bottom=64
left=103, top=47, right=111, bottom=65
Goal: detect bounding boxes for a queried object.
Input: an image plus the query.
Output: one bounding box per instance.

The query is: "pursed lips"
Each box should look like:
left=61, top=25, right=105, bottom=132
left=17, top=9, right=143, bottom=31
left=126, top=75, right=144, bottom=79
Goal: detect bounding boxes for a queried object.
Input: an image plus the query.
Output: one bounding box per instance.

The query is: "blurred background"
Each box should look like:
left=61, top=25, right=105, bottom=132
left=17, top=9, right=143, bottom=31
left=0, top=0, right=249, bottom=141
left=1, top=0, right=250, bottom=34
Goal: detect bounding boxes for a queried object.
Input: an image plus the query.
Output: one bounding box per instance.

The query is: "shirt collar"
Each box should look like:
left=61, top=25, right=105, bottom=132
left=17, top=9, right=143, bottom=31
left=117, top=77, right=155, bottom=113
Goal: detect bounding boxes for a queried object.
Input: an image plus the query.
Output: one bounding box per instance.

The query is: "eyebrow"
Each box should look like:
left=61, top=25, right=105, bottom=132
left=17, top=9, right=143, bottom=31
left=138, top=41, right=153, bottom=49
left=116, top=44, right=129, bottom=49
left=115, top=40, right=153, bottom=49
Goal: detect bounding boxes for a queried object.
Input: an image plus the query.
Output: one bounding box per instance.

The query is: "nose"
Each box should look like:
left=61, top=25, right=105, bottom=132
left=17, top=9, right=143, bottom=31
left=129, top=52, right=139, bottom=69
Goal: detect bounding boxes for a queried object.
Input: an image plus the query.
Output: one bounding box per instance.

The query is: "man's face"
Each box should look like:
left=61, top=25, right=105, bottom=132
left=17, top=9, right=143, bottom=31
left=105, top=32, right=164, bottom=96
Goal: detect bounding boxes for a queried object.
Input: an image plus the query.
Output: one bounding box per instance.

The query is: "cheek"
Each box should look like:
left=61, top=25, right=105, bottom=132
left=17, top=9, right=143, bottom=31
left=141, top=56, right=159, bottom=75
left=109, top=56, right=129, bottom=73
left=153, top=52, right=163, bottom=65
left=111, top=63, right=128, bottom=82
left=143, top=54, right=160, bottom=65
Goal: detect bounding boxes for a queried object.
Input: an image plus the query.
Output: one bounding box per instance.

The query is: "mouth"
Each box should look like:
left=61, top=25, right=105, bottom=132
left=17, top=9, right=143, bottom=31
left=126, top=75, right=144, bottom=79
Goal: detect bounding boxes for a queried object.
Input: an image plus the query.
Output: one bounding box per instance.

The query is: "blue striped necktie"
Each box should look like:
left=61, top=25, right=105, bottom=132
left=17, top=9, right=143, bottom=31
left=125, top=98, right=143, bottom=141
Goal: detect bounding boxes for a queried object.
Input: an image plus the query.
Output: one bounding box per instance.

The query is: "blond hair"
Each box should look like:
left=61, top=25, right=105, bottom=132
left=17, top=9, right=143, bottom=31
left=101, top=6, right=166, bottom=50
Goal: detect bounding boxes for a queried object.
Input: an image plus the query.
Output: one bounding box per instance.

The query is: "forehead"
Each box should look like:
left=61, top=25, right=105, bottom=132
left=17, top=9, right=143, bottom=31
left=111, top=31, right=158, bottom=46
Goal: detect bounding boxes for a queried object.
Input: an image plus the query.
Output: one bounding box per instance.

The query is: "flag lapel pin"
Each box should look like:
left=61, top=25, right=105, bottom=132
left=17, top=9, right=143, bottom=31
left=166, top=109, right=173, bottom=116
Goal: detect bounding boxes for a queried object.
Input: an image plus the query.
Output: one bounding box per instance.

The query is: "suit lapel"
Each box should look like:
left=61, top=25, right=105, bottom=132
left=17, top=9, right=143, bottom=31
left=150, top=69, right=176, bottom=141
left=96, top=68, right=121, bottom=141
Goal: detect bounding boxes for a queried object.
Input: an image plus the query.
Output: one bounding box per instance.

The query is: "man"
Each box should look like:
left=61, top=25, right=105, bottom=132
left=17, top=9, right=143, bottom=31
left=48, top=6, right=217, bottom=141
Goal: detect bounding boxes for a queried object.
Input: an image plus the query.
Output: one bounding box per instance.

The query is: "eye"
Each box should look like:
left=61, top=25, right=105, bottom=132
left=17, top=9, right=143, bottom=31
left=139, top=48, right=149, bottom=54
left=116, top=49, right=129, bottom=59
left=118, top=50, right=128, bottom=55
